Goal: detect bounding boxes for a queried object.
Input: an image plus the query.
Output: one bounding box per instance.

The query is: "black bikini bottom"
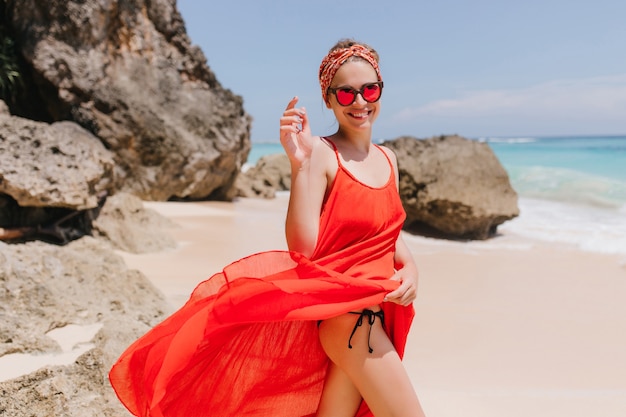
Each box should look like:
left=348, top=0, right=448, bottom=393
left=318, top=309, right=385, bottom=353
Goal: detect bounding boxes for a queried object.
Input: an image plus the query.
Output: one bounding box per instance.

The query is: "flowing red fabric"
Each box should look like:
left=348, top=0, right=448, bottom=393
left=109, top=143, right=415, bottom=417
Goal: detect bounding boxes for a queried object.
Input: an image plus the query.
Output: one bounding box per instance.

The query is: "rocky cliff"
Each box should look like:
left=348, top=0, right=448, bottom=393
left=2, top=0, right=251, bottom=202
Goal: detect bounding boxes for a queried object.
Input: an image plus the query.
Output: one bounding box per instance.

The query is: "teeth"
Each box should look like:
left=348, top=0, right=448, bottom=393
left=351, top=112, right=368, bottom=117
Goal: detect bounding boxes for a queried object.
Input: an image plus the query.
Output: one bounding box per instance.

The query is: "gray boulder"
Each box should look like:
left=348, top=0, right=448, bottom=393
left=236, top=153, right=291, bottom=198
left=382, top=135, right=519, bottom=239
left=0, top=112, right=115, bottom=210
left=5, top=0, right=251, bottom=201
left=92, top=192, right=177, bottom=254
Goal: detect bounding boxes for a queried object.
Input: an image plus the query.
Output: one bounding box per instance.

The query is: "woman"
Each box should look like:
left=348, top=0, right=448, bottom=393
left=280, top=39, right=425, bottom=417
left=109, top=39, right=425, bottom=417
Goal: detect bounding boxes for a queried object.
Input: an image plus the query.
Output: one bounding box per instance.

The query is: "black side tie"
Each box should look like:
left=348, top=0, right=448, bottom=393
left=347, top=309, right=385, bottom=353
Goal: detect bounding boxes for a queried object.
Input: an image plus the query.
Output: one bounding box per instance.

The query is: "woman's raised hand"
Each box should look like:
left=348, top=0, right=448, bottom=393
left=279, top=97, right=314, bottom=166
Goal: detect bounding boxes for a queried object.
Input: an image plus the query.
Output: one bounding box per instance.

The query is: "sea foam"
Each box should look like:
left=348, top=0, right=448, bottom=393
left=480, top=137, right=538, bottom=144
left=499, top=198, right=626, bottom=255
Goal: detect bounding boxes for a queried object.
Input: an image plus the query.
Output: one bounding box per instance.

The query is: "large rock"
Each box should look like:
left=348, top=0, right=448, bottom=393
left=235, top=153, right=291, bottom=198
left=92, top=192, right=177, bottom=254
left=0, top=237, right=170, bottom=416
left=382, top=135, right=519, bottom=239
left=5, top=0, right=251, bottom=201
left=0, top=112, right=115, bottom=210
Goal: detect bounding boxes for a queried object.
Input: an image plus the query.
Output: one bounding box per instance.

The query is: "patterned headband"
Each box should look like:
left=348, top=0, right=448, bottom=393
left=318, top=44, right=382, bottom=101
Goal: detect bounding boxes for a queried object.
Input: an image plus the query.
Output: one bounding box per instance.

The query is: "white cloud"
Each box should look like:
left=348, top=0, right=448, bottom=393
left=392, top=74, right=626, bottom=136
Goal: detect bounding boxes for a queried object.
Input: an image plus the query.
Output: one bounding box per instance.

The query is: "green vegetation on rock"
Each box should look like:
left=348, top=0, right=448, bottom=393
left=0, top=14, right=22, bottom=101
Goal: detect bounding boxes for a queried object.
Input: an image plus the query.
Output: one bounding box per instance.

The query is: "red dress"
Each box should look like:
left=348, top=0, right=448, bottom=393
left=109, top=142, right=415, bottom=417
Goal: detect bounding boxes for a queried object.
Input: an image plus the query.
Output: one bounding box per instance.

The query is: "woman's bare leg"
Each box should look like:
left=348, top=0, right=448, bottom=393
left=317, top=311, right=426, bottom=417
left=315, top=361, right=362, bottom=417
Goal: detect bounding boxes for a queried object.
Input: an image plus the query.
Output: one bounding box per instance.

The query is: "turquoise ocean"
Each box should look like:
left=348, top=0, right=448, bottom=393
left=247, top=136, right=626, bottom=255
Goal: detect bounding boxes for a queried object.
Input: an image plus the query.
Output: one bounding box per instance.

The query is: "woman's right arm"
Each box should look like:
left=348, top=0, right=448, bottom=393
left=279, top=97, right=329, bottom=257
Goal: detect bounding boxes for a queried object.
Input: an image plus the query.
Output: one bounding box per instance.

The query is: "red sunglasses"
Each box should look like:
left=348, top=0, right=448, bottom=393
left=327, top=82, right=384, bottom=106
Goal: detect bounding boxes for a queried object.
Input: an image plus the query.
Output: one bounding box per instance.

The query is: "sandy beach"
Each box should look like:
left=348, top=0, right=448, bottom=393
left=117, top=195, right=626, bottom=417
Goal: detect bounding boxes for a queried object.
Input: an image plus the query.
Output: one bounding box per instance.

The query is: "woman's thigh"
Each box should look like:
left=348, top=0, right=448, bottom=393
left=318, top=311, right=425, bottom=417
left=315, top=361, right=362, bottom=417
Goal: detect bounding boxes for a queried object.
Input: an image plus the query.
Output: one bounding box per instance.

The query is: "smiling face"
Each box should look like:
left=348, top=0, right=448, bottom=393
left=326, top=59, right=381, bottom=135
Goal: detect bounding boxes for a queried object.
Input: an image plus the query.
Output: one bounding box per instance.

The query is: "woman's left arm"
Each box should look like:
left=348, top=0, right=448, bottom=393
left=381, top=145, right=418, bottom=306
left=385, top=235, right=419, bottom=306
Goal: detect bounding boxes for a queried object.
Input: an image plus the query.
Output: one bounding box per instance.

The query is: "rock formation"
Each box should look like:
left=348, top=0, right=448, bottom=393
left=0, top=2, right=253, bottom=415
left=236, top=153, right=291, bottom=198
left=0, top=111, right=115, bottom=210
left=0, top=238, right=169, bottom=416
left=382, top=135, right=519, bottom=239
left=0, top=109, right=114, bottom=243
left=3, top=0, right=251, bottom=201
left=0, top=198, right=175, bottom=417
left=92, top=192, right=177, bottom=254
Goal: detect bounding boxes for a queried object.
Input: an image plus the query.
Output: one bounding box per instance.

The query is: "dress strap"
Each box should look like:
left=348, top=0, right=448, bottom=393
left=373, top=143, right=394, bottom=172
left=320, top=136, right=341, bottom=165
left=347, top=309, right=385, bottom=353
left=321, top=138, right=393, bottom=173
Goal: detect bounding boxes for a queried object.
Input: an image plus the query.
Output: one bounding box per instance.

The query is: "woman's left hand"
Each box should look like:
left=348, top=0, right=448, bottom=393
left=384, top=265, right=418, bottom=306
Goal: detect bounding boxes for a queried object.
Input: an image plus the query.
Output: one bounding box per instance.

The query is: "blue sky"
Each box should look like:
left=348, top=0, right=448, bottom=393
left=177, top=0, right=626, bottom=142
